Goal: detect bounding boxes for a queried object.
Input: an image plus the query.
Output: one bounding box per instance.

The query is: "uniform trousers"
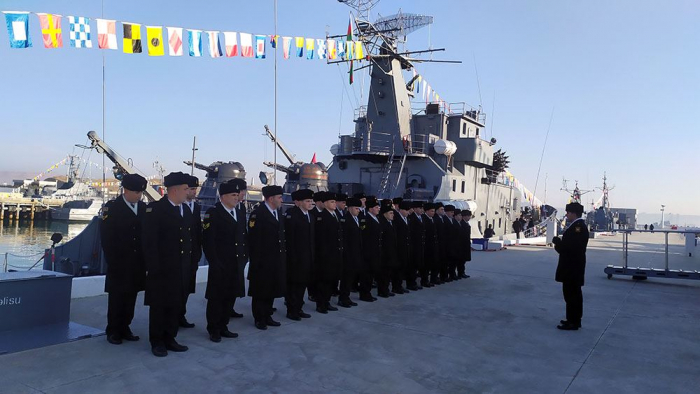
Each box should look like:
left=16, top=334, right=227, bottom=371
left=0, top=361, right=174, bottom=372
left=285, top=282, right=307, bottom=315
left=358, top=269, right=374, bottom=299
left=251, top=297, right=274, bottom=323
left=315, top=280, right=333, bottom=307
left=149, top=305, right=180, bottom=346
left=206, top=298, right=234, bottom=334
left=562, top=282, right=583, bottom=324
left=339, top=267, right=356, bottom=303
left=106, top=291, right=138, bottom=337
left=376, top=266, right=392, bottom=295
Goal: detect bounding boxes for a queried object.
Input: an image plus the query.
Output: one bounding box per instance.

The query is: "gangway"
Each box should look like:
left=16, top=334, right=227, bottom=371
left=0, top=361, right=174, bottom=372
left=605, top=229, right=700, bottom=281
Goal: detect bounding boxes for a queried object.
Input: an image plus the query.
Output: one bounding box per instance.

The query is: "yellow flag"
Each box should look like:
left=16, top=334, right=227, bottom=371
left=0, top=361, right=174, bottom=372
left=354, top=40, right=364, bottom=59
left=146, top=26, right=164, bottom=56
left=123, top=22, right=142, bottom=54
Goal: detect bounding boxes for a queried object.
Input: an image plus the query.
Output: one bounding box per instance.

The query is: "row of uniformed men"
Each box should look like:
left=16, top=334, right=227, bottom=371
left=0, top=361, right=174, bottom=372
left=100, top=172, right=473, bottom=357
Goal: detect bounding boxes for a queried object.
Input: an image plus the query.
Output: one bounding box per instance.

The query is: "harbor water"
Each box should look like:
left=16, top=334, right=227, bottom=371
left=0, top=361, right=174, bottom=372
left=0, top=220, right=88, bottom=271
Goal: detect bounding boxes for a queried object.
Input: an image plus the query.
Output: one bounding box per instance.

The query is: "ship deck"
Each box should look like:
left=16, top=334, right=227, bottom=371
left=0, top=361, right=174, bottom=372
left=2, top=232, right=699, bottom=393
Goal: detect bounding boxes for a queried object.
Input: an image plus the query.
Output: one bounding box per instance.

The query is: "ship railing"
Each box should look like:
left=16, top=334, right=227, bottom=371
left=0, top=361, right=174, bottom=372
left=354, top=106, right=368, bottom=121
left=411, top=101, right=487, bottom=124
left=349, top=132, right=430, bottom=155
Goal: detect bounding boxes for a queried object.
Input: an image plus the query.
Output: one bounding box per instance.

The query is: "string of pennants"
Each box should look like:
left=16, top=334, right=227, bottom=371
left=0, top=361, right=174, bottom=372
left=500, top=170, right=543, bottom=207
left=2, top=11, right=367, bottom=61
left=32, top=157, right=102, bottom=181
left=3, top=11, right=453, bottom=109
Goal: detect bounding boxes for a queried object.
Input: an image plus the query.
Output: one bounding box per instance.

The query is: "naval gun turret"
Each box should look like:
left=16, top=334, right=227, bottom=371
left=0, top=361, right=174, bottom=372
left=261, top=125, right=328, bottom=196
left=183, top=160, right=262, bottom=212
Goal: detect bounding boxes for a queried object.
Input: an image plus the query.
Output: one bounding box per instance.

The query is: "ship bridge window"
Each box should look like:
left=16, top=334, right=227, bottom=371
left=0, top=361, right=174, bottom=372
left=452, top=179, right=457, bottom=192
left=462, top=123, right=467, bottom=136
left=461, top=181, right=465, bottom=193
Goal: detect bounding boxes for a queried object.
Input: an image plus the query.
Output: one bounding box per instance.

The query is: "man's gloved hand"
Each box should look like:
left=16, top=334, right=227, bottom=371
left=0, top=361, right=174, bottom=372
left=552, top=236, right=561, bottom=244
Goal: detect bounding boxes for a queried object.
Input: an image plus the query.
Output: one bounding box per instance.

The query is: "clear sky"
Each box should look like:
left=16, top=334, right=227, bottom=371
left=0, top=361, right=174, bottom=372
left=0, top=0, right=698, bottom=215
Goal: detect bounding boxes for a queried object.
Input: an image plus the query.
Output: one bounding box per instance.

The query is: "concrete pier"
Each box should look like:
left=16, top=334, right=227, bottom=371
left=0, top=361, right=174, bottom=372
left=0, top=233, right=698, bottom=393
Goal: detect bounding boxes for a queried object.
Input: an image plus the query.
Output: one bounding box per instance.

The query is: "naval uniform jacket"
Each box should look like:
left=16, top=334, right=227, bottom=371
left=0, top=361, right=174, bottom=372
left=361, top=214, right=383, bottom=273
left=142, top=196, right=193, bottom=308
left=233, top=201, right=249, bottom=298
left=186, top=200, right=202, bottom=294
left=409, top=212, right=426, bottom=270
left=314, top=209, right=344, bottom=282
left=447, top=217, right=463, bottom=262
left=554, top=218, right=589, bottom=286
left=459, top=220, right=472, bottom=262
left=342, top=214, right=363, bottom=274
left=434, top=214, right=447, bottom=262
left=422, top=214, right=439, bottom=270
left=101, top=196, right=147, bottom=294
left=202, top=202, right=246, bottom=300
left=284, top=206, right=315, bottom=285
left=379, top=217, right=399, bottom=269
left=247, top=204, right=286, bottom=299
left=394, top=213, right=411, bottom=268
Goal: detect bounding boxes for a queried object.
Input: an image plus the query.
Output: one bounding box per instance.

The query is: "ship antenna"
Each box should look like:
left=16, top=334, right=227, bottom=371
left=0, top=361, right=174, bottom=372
left=473, top=53, right=483, bottom=111
left=531, top=107, right=555, bottom=205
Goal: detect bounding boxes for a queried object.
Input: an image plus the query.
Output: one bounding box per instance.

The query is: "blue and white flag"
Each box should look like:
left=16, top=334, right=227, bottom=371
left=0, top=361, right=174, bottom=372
left=336, top=39, right=346, bottom=60
left=3, top=11, right=32, bottom=48
left=206, top=31, right=222, bottom=58
left=68, top=16, right=92, bottom=48
left=188, top=29, right=202, bottom=57
left=316, top=39, right=326, bottom=60
left=254, top=34, right=266, bottom=59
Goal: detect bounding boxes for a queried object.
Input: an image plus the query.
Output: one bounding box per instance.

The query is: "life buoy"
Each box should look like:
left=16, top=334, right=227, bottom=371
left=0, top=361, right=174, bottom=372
left=402, top=136, right=410, bottom=151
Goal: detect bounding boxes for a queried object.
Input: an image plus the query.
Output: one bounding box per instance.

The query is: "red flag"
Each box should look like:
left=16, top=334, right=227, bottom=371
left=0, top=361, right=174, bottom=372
left=347, top=17, right=354, bottom=84
left=311, top=153, right=317, bottom=164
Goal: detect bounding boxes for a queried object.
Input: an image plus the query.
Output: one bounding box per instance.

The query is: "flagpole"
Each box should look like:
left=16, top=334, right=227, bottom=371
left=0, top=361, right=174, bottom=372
left=273, top=0, right=278, bottom=186
left=101, top=0, right=106, bottom=204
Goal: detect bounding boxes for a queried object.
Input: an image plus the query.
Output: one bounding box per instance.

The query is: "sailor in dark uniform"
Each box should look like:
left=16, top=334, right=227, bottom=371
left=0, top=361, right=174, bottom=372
left=434, top=203, right=449, bottom=283
left=458, top=210, right=472, bottom=279
left=392, top=201, right=412, bottom=294
left=202, top=179, right=247, bottom=342
left=179, top=175, right=201, bottom=329
left=422, top=203, right=440, bottom=286
left=553, top=202, right=589, bottom=330
left=359, top=198, right=381, bottom=302
left=353, top=192, right=367, bottom=219
left=101, top=173, right=148, bottom=345
left=335, top=193, right=348, bottom=219
left=313, top=192, right=344, bottom=313
left=248, top=185, right=286, bottom=330
left=339, top=197, right=362, bottom=308
left=284, top=189, right=315, bottom=321
left=142, top=172, right=192, bottom=357
left=311, top=191, right=325, bottom=219
left=408, top=201, right=427, bottom=290
left=443, top=205, right=461, bottom=281
left=378, top=199, right=398, bottom=298
left=230, top=179, right=249, bottom=318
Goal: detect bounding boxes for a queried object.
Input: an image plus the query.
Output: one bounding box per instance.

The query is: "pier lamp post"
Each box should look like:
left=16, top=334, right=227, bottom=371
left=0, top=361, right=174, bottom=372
left=660, top=205, right=665, bottom=229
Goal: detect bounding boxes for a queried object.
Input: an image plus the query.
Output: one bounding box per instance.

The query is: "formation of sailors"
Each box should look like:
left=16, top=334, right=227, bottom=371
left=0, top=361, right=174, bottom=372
left=100, top=172, right=474, bottom=357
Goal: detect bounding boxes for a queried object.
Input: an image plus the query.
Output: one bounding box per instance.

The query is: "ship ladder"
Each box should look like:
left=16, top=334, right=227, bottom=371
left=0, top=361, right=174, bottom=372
left=377, top=151, right=395, bottom=198
left=392, top=153, right=408, bottom=194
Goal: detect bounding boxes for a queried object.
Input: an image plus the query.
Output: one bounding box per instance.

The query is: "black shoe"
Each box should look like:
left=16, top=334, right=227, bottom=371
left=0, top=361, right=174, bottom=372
left=459, top=274, right=470, bottom=279
left=423, top=282, right=434, bottom=288
left=377, top=292, right=389, bottom=298
left=359, top=295, right=375, bottom=302
left=286, top=313, right=302, bottom=321
left=557, top=323, right=579, bottom=331
left=388, top=292, right=396, bottom=297
left=220, top=329, right=239, bottom=338
left=407, top=285, right=419, bottom=291
left=327, top=305, right=339, bottom=312
left=230, top=309, right=244, bottom=318
left=316, top=306, right=328, bottom=314
left=209, top=332, right=222, bottom=343
left=559, top=320, right=582, bottom=328
left=179, top=319, right=195, bottom=328
left=416, top=285, right=423, bottom=290
left=271, top=307, right=277, bottom=313
left=349, top=301, right=358, bottom=306
left=165, top=340, right=188, bottom=352
left=121, top=331, right=140, bottom=341
left=338, top=300, right=353, bottom=308
left=151, top=345, right=167, bottom=357
left=266, top=317, right=281, bottom=327
left=299, top=311, right=312, bottom=318
left=107, top=334, right=122, bottom=345
left=255, top=321, right=268, bottom=330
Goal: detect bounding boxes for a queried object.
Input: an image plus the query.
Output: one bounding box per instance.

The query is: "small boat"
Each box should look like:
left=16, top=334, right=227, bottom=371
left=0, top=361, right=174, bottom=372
left=51, top=198, right=103, bottom=222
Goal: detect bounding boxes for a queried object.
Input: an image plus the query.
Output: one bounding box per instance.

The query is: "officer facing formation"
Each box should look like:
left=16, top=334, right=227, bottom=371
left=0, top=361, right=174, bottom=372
left=202, top=178, right=247, bottom=343
left=553, top=202, right=589, bottom=331
left=101, top=173, right=148, bottom=345
left=284, top=189, right=315, bottom=321
left=180, top=175, right=202, bottom=329
left=248, top=185, right=286, bottom=330
left=142, top=171, right=193, bottom=357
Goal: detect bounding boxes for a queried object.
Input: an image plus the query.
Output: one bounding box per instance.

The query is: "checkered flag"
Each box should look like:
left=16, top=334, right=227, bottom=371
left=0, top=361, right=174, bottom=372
left=68, top=16, right=92, bottom=48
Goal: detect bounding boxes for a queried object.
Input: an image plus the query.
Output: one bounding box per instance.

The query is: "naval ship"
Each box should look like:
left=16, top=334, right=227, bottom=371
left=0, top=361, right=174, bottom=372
left=321, top=8, right=524, bottom=237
